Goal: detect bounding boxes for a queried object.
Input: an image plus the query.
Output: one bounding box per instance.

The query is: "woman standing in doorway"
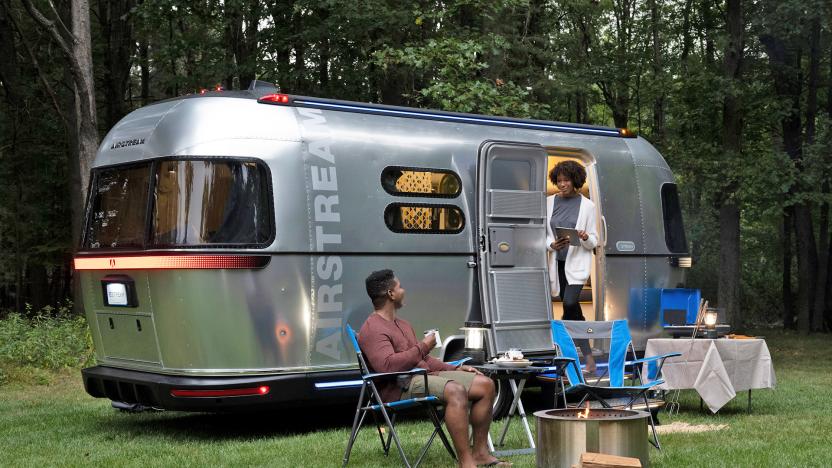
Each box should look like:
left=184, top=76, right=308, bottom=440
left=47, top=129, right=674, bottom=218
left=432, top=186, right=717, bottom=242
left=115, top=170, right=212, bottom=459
left=546, top=160, right=599, bottom=372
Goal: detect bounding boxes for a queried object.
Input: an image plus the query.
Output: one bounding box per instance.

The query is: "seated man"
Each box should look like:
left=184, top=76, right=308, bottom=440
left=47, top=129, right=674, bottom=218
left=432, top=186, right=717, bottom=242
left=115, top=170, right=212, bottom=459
left=358, top=269, right=510, bottom=468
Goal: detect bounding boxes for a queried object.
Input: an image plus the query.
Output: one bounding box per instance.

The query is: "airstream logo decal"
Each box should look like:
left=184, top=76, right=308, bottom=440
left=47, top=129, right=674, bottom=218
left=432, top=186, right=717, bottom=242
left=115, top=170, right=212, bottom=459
left=300, top=108, right=343, bottom=361
left=110, top=138, right=145, bottom=149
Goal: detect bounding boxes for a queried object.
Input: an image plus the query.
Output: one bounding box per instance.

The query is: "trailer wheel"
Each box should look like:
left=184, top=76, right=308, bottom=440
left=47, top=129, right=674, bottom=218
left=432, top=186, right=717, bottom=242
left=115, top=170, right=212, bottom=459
left=492, top=380, right=513, bottom=419
left=443, top=346, right=511, bottom=419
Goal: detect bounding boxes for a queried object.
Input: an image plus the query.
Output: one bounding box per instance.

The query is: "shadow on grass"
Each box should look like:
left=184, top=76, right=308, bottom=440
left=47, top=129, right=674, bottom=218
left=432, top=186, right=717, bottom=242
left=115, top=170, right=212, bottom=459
left=104, top=402, right=359, bottom=440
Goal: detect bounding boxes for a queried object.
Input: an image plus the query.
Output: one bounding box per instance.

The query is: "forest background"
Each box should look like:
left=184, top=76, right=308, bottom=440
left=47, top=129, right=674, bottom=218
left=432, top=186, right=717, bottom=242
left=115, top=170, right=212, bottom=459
left=0, top=0, right=830, bottom=335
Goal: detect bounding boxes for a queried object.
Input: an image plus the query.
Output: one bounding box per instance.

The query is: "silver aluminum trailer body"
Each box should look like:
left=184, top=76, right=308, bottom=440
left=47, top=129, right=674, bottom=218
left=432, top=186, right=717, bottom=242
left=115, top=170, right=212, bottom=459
left=77, top=91, right=688, bottom=411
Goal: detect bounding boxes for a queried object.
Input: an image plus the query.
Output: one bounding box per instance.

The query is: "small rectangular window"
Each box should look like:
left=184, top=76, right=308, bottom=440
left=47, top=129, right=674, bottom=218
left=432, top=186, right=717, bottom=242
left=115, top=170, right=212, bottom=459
left=490, top=159, right=531, bottom=191
left=85, top=164, right=151, bottom=249
left=384, top=203, right=465, bottom=234
left=151, top=160, right=272, bottom=246
left=381, top=167, right=461, bottom=197
left=661, top=183, right=688, bottom=253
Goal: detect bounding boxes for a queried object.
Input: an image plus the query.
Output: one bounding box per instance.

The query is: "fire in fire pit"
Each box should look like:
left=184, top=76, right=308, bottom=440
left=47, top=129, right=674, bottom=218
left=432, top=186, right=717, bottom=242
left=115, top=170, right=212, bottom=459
left=534, top=407, right=650, bottom=468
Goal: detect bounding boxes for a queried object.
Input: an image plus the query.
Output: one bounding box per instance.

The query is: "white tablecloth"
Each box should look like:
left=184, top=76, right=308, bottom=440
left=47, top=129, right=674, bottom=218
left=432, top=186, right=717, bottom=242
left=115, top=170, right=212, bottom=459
left=644, top=338, right=776, bottom=412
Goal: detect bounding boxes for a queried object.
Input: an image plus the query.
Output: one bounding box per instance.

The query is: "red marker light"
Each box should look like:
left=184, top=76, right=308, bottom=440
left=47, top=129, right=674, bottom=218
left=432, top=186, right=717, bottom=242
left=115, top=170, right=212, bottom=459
left=215, top=85, right=223, bottom=91
left=73, top=255, right=269, bottom=270
left=199, top=89, right=207, bottom=95
left=170, top=386, right=271, bottom=398
left=257, top=93, right=291, bottom=104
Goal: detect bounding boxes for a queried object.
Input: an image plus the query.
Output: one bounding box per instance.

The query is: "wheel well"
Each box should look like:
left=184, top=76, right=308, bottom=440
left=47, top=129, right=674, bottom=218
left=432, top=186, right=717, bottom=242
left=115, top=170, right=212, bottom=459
left=441, top=336, right=465, bottom=361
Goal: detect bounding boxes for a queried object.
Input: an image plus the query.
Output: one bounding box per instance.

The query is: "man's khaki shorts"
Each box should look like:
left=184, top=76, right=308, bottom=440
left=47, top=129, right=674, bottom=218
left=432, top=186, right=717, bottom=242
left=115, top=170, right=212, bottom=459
left=401, top=371, right=477, bottom=403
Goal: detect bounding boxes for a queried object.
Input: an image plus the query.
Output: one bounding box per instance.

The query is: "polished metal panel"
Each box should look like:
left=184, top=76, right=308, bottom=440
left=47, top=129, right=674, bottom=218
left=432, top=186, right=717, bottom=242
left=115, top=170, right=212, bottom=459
left=493, top=326, right=553, bottom=353
left=95, top=312, right=160, bottom=364
left=535, top=409, right=650, bottom=468
left=492, top=271, right=550, bottom=323
left=489, top=190, right=544, bottom=219
left=478, top=142, right=551, bottom=355
left=489, top=227, right=516, bottom=267
left=81, top=254, right=471, bottom=375
left=80, top=93, right=689, bottom=386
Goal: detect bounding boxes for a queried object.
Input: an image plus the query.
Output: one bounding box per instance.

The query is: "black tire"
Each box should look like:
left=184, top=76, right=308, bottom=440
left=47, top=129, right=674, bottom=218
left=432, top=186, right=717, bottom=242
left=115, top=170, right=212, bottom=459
left=492, top=379, right=513, bottom=419
left=443, top=345, right=512, bottom=418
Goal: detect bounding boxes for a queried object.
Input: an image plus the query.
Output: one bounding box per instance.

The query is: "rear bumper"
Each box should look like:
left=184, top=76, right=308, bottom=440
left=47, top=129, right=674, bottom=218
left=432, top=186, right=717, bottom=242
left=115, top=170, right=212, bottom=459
left=81, top=366, right=361, bottom=412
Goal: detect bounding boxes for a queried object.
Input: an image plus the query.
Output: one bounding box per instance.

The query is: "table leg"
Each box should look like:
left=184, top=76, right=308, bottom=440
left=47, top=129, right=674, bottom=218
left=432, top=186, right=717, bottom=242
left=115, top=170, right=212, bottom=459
left=748, top=389, right=752, bottom=412
left=491, top=378, right=536, bottom=457
left=513, top=380, right=535, bottom=450
left=497, top=379, right=521, bottom=446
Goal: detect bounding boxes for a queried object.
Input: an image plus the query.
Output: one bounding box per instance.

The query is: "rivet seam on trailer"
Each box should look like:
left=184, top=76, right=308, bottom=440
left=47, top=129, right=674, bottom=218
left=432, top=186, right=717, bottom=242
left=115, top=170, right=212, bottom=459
left=291, top=98, right=622, bottom=138
left=298, top=107, right=344, bottom=361
left=630, top=152, right=649, bottom=329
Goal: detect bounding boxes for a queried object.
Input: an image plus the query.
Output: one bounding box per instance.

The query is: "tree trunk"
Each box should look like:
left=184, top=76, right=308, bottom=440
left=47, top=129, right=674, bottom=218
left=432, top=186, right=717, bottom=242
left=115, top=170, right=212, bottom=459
left=238, top=0, right=260, bottom=90
left=223, top=0, right=241, bottom=90
left=760, top=23, right=815, bottom=334
left=649, top=0, right=664, bottom=143
left=719, top=203, right=742, bottom=327
left=806, top=17, right=825, bottom=332
left=0, top=3, right=23, bottom=108
left=782, top=208, right=794, bottom=328
left=139, top=38, right=150, bottom=105
left=718, top=0, right=743, bottom=329
left=702, top=0, right=715, bottom=66
left=21, top=0, right=98, bottom=248
left=98, top=0, right=135, bottom=128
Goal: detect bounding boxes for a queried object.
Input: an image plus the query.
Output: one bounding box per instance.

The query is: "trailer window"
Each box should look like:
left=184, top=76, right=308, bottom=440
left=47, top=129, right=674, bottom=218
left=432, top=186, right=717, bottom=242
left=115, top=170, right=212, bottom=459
left=85, top=164, right=151, bottom=248
left=384, top=203, right=464, bottom=233
left=490, top=159, right=531, bottom=191
left=661, top=183, right=687, bottom=253
left=381, top=167, right=461, bottom=197
left=151, top=160, right=272, bottom=246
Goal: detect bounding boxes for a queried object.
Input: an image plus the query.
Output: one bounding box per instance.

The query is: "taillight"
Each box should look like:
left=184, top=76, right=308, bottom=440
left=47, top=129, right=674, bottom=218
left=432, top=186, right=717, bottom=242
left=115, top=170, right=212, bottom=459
left=73, top=255, right=269, bottom=270
left=257, top=93, right=291, bottom=104
left=170, top=386, right=270, bottom=397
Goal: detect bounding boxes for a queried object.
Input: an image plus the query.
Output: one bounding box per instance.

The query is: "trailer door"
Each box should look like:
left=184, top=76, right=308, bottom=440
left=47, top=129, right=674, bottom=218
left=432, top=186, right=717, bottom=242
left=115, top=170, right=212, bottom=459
left=478, top=142, right=552, bottom=355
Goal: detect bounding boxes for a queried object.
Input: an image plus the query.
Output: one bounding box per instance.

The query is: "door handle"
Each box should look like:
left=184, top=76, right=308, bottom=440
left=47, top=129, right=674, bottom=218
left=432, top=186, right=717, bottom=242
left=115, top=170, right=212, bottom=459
left=601, top=215, right=608, bottom=247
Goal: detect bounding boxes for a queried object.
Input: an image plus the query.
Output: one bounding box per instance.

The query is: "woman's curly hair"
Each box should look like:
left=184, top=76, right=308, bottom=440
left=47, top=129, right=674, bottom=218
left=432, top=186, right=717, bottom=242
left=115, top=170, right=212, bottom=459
left=549, top=160, right=587, bottom=189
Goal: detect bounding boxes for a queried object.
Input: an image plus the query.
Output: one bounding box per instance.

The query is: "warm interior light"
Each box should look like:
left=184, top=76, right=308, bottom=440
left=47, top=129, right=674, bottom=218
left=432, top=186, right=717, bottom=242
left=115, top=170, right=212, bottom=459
left=170, top=386, right=270, bottom=398
left=257, top=93, right=291, bottom=104
left=704, top=311, right=718, bottom=328
left=577, top=401, right=590, bottom=419
left=73, top=255, right=269, bottom=270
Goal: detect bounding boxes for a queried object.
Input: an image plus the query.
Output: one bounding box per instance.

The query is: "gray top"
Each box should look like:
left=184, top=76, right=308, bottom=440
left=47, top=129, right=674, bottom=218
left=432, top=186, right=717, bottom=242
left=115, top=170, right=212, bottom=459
left=550, top=194, right=582, bottom=261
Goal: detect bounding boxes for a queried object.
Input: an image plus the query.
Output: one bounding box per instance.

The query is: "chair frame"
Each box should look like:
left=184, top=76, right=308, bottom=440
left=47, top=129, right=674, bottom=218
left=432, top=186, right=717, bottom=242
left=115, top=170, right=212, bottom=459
left=550, top=320, right=680, bottom=450
left=342, top=325, right=456, bottom=468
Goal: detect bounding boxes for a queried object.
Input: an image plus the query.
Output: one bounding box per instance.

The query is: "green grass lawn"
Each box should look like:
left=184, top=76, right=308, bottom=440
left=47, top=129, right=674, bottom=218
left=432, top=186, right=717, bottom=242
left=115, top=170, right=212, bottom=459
left=2, top=329, right=831, bottom=467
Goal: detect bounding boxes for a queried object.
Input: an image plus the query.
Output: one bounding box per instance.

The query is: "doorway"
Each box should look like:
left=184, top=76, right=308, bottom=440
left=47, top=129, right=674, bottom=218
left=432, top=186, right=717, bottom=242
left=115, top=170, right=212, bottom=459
left=545, top=148, right=604, bottom=322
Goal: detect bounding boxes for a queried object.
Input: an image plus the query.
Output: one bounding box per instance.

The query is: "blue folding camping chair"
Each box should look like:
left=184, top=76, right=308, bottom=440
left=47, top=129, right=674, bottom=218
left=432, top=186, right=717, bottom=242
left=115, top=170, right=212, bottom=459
left=342, top=324, right=463, bottom=468
left=545, top=320, right=680, bottom=449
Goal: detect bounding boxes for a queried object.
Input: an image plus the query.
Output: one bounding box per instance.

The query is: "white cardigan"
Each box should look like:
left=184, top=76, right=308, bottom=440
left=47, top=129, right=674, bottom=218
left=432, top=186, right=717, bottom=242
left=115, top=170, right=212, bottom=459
left=545, top=194, right=598, bottom=296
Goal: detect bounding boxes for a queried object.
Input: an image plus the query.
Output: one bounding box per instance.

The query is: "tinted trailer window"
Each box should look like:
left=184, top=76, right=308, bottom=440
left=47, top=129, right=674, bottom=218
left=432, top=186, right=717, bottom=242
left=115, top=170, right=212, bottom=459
left=84, top=159, right=272, bottom=249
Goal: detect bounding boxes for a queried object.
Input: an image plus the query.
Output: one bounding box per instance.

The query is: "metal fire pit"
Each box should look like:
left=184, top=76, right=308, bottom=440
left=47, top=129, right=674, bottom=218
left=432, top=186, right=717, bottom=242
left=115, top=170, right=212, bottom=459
left=534, top=408, right=650, bottom=468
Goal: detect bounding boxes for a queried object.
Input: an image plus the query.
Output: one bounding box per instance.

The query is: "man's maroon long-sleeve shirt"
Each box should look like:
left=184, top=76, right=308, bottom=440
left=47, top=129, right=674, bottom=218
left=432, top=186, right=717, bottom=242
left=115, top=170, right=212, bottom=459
left=358, top=313, right=456, bottom=402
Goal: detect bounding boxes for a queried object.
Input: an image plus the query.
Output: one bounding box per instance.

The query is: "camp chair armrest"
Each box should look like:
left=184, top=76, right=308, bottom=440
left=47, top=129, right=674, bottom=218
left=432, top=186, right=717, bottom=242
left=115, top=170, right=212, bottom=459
left=530, top=357, right=577, bottom=372
left=364, top=368, right=428, bottom=381
left=627, top=352, right=681, bottom=366
left=446, top=357, right=471, bottom=367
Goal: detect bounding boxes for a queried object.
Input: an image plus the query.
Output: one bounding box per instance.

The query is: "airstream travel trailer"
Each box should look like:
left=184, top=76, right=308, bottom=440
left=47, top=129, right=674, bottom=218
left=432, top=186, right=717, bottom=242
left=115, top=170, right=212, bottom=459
left=76, top=89, right=691, bottom=412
